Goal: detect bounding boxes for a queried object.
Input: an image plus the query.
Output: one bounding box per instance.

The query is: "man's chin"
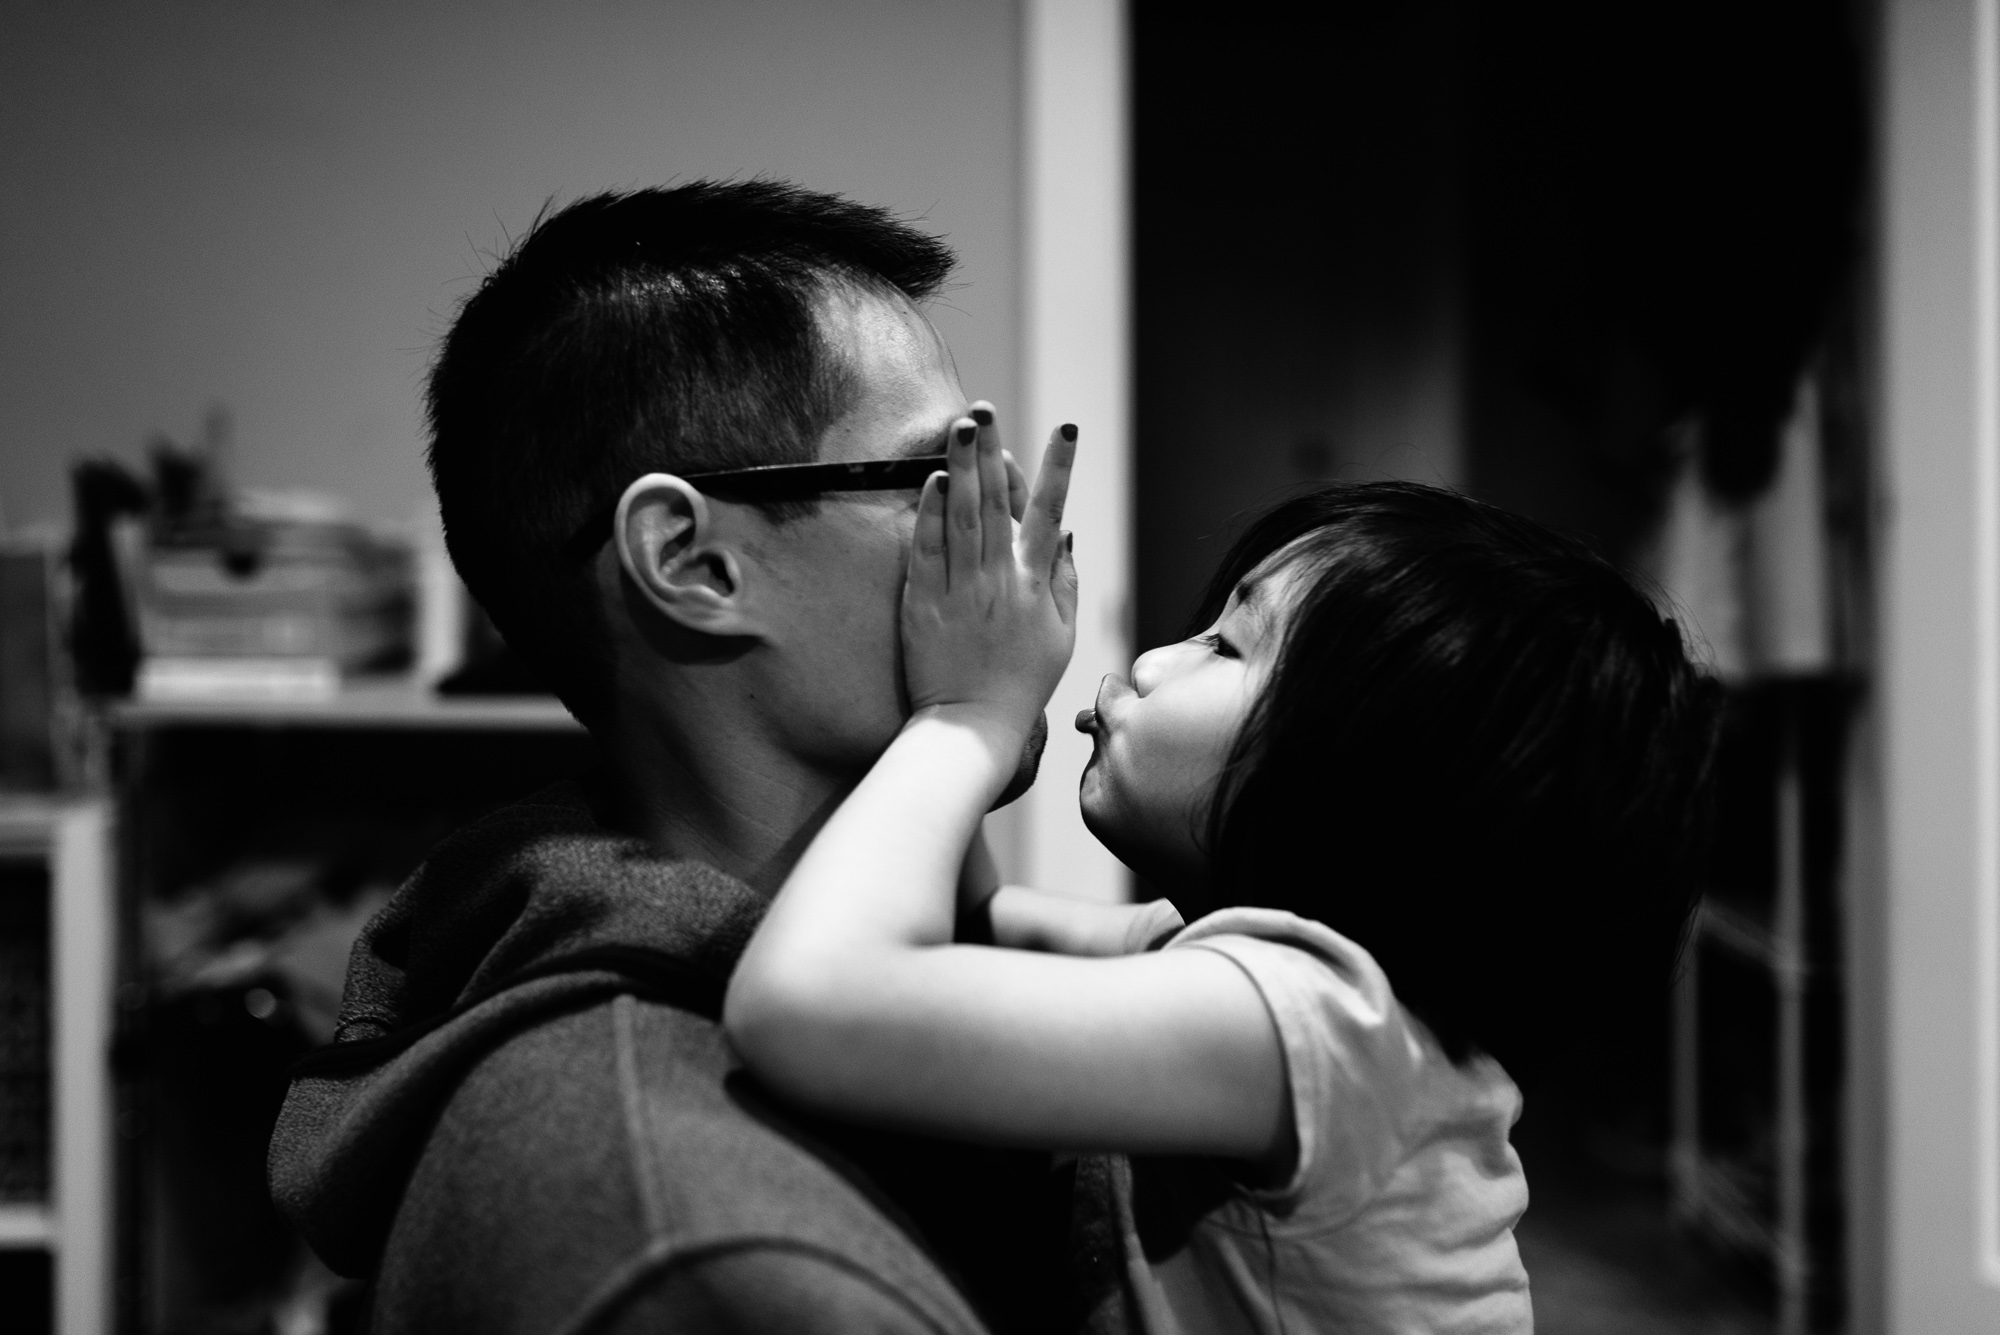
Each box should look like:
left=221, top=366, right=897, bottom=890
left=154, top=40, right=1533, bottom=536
left=990, top=711, right=1049, bottom=810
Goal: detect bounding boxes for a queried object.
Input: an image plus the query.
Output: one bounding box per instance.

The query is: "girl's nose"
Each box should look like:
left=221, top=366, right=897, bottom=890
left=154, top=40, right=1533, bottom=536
left=1131, top=643, right=1179, bottom=696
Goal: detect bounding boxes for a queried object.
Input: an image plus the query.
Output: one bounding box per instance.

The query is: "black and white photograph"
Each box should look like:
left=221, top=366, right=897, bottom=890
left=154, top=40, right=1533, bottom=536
left=0, top=2, right=1990, bottom=1332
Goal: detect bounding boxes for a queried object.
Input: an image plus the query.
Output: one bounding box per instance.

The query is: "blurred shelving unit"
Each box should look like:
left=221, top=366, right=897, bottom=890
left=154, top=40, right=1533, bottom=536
left=1652, top=320, right=1867, bottom=1331
left=103, top=677, right=590, bottom=1335
left=0, top=796, right=115, bottom=1335
left=111, top=677, right=579, bottom=733
left=1669, top=682, right=1853, bottom=1335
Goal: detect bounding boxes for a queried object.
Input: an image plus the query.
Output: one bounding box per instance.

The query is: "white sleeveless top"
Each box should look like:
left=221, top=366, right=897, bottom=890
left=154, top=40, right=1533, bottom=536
left=1112, top=907, right=1533, bottom=1335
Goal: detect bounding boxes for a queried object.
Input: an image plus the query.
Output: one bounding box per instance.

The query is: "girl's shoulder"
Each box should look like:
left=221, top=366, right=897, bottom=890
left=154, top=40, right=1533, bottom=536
left=1165, top=904, right=1508, bottom=1094
left=1163, top=905, right=1522, bottom=1231
left=1163, top=905, right=1418, bottom=1108
left=1165, top=906, right=1396, bottom=1016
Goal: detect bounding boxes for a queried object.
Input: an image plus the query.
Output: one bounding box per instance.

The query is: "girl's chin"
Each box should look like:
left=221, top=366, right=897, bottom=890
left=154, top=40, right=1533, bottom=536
left=1079, top=793, right=1193, bottom=898
left=1077, top=752, right=1104, bottom=804
left=1077, top=774, right=1117, bottom=847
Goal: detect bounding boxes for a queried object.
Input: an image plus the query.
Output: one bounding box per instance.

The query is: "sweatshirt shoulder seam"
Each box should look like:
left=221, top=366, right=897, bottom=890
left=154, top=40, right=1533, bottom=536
left=554, top=1233, right=972, bottom=1335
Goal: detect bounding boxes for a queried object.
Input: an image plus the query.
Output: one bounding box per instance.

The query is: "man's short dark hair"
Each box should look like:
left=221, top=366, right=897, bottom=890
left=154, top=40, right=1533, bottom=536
left=425, top=181, right=956, bottom=721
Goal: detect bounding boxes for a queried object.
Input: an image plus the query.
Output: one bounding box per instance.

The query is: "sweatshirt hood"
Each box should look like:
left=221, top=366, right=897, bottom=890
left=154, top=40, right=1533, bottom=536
left=267, top=779, right=767, bottom=1276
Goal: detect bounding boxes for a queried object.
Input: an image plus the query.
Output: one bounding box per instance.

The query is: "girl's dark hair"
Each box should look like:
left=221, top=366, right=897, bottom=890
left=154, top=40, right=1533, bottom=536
left=1196, top=483, right=1723, bottom=1072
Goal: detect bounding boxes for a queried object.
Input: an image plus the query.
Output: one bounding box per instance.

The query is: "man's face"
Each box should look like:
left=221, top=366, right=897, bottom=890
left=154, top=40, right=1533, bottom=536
left=739, top=288, right=974, bottom=775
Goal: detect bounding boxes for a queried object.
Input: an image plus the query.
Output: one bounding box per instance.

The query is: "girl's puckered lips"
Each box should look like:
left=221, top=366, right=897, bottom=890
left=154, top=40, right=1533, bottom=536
left=1083, top=674, right=1134, bottom=740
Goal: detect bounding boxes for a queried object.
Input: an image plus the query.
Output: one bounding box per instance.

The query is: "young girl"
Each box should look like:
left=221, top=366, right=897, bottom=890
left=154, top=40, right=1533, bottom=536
left=725, top=412, right=1720, bottom=1334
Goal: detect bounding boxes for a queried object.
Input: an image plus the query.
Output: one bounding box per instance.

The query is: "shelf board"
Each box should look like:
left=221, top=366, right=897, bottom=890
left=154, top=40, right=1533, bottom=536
left=0, top=1202, right=53, bottom=1250
left=0, top=796, right=101, bottom=858
left=110, top=678, right=582, bottom=733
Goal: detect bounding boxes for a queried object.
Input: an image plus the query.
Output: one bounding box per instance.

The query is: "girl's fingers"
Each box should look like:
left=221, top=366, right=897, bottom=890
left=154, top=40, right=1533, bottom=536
left=945, top=417, right=981, bottom=583
left=1051, top=531, right=1079, bottom=627
left=1020, top=424, right=1077, bottom=577
left=971, top=404, right=1012, bottom=568
left=908, top=472, right=948, bottom=601
left=1002, top=449, right=1028, bottom=524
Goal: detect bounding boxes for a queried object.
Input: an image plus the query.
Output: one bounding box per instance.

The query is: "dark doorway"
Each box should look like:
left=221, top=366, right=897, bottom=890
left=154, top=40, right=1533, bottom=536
left=1133, top=5, right=1869, bottom=1329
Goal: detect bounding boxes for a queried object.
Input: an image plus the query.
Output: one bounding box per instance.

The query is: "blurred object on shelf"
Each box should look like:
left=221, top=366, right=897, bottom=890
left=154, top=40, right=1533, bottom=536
left=0, top=860, right=51, bottom=1206
left=148, top=406, right=233, bottom=543
left=436, top=598, right=550, bottom=697
left=68, top=412, right=423, bottom=707
left=136, top=503, right=413, bottom=686
left=146, top=974, right=318, bottom=1332
left=1, top=539, right=86, bottom=792
left=1647, top=369, right=1835, bottom=685
left=262, top=892, right=392, bottom=1044
left=413, top=504, right=468, bottom=687
left=67, top=457, right=148, bottom=698
left=1743, top=377, right=1832, bottom=678
left=137, top=656, right=344, bottom=703
left=135, top=476, right=415, bottom=702
left=144, top=858, right=390, bottom=1047
left=1653, top=419, right=1750, bottom=680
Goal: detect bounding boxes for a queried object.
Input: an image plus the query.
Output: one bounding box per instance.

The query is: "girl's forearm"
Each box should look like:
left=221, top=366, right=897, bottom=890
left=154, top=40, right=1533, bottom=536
left=744, top=708, right=1020, bottom=966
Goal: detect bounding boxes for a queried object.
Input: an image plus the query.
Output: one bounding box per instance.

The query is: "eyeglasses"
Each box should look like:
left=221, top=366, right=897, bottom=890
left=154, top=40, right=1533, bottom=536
left=560, top=453, right=948, bottom=561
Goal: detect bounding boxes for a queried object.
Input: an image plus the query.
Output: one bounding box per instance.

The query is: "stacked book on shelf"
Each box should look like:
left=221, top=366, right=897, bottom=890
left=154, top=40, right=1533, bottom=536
left=134, top=514, right=413, bottom=703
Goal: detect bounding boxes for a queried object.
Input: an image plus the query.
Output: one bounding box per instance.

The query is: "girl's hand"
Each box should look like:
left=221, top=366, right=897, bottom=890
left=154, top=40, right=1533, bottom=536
left=901, top=406, right=1077, bottom=753
left=981, top=886, right=1187, bottom=956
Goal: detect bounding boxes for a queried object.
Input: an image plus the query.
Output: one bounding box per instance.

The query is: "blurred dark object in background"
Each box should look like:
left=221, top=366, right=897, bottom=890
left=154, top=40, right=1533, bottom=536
left=67, top=459, right=147, bottom=699
left=0, top=860, right=51, bottom=1207
left=0, top=544, right=73, bottom=791
left=1462, top=0, right=1866, bottom=512
left=0, top=1252, right=53, bottom=1335
left=144, top=859, right=391, bottom=1049
left=137, top=852, right=384, bottom=1334
left=1674, top=682, right=1856, bottom=1332
left=147, top=412, right=231, bottom=545
left=1134, top=0, right=1867, bottom=648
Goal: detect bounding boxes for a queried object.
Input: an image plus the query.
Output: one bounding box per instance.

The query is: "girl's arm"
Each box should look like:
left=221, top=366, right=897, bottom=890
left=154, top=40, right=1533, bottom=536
left=961, top=826, right=1188, bottom=955
left=984, top=886, right=1186, bottom=956
left=725, top=412, right=1290, bottom=1165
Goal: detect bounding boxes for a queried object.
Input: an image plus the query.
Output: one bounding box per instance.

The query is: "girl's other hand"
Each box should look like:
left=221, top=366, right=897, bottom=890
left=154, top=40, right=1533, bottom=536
left=901, top=406, right=1077, bottom=749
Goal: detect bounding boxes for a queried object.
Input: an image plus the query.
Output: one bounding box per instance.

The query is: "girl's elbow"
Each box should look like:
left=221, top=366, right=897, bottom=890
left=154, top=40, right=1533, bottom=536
left=724, top=977, right=795, bottom=1061
left=722, top=964, right=844, bottom=1081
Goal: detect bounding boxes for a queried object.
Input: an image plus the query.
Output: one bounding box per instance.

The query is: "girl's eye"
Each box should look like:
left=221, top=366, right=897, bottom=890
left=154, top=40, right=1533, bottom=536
left=1202, top=632, right=1240, bottom=660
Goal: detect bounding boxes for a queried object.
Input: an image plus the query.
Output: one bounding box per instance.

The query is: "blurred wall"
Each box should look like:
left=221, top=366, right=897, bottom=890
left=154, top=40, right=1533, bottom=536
left=0, top=0, right=1021, bottom=536
left=1014, top=0, right=1131, bottom=902
left=1879, top=0, right=2000, bottom=1328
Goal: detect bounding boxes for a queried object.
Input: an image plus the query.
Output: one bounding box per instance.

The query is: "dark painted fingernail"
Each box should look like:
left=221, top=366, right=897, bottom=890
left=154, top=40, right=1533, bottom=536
left=1060, top=423, right=1077, bottom=442
left=955, top=424, right=977, bottom=446
left=1063, top=531, right=1074, bottom=554
left=971, top=407, right=994, bottom=426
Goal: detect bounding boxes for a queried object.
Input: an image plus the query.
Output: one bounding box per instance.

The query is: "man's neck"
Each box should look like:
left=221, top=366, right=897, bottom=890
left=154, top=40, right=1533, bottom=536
left=596, top=704, right=859, bottom=899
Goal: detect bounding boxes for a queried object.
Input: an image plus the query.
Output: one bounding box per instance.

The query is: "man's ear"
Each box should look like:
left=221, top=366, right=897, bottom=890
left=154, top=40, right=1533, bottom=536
left=613, top=474, right=754, bottom=636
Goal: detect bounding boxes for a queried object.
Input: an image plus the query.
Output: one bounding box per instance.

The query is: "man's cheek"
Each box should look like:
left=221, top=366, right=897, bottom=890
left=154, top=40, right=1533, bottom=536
left=991, top=712, right=1048, bottom=809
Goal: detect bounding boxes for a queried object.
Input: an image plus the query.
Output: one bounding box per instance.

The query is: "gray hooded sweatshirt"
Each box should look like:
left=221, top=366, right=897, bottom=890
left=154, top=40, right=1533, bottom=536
left=267, top=780, right=1112, bottom=1334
